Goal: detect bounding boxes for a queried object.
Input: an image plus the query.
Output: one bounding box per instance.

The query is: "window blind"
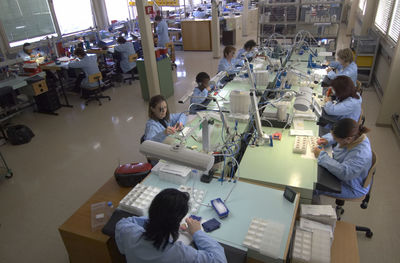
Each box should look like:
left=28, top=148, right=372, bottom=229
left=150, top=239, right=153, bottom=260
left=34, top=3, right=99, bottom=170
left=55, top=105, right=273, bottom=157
left=0, top=0, right=56, bottom=45
left=52, top=0, right=94, bottom=35
left=389, top=0, right=400, bottom=42
left=374, top=0, right=395, bottom=34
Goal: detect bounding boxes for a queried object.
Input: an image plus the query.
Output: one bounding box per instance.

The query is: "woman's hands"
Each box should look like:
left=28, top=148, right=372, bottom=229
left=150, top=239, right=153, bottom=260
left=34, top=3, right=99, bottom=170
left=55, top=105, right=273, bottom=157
left=181, top=217, right=202, bottom=236
left=164, top=122, right=184, bottom=135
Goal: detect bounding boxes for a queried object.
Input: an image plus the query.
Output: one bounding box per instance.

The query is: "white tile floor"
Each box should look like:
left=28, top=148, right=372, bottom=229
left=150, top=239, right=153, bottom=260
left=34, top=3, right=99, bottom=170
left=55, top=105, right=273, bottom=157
left=0, top=28, right=399, bottom=263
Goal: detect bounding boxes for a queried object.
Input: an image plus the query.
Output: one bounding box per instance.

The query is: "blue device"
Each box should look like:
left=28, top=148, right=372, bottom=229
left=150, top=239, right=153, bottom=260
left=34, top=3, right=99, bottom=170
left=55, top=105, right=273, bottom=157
left=211, top=198, right=229, bottom=218
left=202, top=218, right=221, bottom=232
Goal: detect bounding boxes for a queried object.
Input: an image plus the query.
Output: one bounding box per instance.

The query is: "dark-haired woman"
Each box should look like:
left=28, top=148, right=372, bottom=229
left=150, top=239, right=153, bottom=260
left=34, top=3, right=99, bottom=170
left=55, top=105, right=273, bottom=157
left=115, top=188, right=227, bottom=263
left=144, top=95, right=186, bottom=142
left=114, top=36, right=137, bottom=74
left=236, top=40, right=257, bottom=60
left=313, top=118, right=372, bottom=199
left=323, top=75, right=362, bottom=125
left=190, top=72, right=211, bottom=114
left=68, top=47, right=101, bottom=88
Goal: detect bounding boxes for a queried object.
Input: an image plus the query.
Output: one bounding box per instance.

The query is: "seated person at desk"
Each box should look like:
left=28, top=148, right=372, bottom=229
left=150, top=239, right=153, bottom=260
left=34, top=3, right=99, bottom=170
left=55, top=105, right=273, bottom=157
left=114, top=36, right=137, bottom=75
left=312, top=118, right=372, bottom=200
left=17, top=43, right=41, bottom=61
left=217, top=46, right=243, bottom=73
left=193, top=7, right=206, bottom=18
left=322, top=75, right=362, bottom=127
left=116, top=188, right=227, bottom=263
left=190, top=72, right=212, bottom=114
left=325, top=48, right=358, bottom=87
left=68, top=47, right=101, bottom=90
left=236, top=40, right=257, bottom=60
left=144, top=95, right=186, bottom=142
left=155, top=15, right=170, bottom=47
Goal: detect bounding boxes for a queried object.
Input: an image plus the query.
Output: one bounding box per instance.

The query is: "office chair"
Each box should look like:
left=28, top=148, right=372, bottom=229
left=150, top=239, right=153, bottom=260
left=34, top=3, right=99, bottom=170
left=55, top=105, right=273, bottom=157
left=326, top=150, right=377, bottom=238
left=85, top=72, right=111, bottom=106
left=356, top=80, right=363, bottom=96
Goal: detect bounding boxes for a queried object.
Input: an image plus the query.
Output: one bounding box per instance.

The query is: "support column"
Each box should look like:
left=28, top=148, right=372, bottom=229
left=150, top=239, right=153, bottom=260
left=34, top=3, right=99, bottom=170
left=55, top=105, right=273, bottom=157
left=346, top=0, right=359, bottom=36
left=360, top=0, right=378, bottom=35
left=91, top=0, right=109, bottom=30
left=376, top=39, right=400, bottom=125
left=136, top=0, right=160, bottom=97
left=242, top=0, right=249, bottom=37
left=211, top=0, right=220, bottom=58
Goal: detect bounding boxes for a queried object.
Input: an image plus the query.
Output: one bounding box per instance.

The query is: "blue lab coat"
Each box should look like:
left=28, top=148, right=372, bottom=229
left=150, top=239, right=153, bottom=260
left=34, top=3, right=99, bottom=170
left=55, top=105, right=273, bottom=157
left=156, top=20, right=170, bottom=47
left=115, top=216, right=227, bottom=263
left=193, top=10, right=207, bottom=18
left=327, top=61, right=358, bottom=86
left=323, top=94, right=362, bottom=123
left=190, top=87, right=209, bottom=105
left=217, top=58, right=242, bottom=73
left=114, top=42, right=137, bottom=73
left=190, top=87, right=210, bottom=114
left=144, top=113, right=187, bottom=142
left=317, top=133, right=372, bottom=199
left=17, top=50, right=40, bottom=61
left=68, top=54, right=101, bottom=88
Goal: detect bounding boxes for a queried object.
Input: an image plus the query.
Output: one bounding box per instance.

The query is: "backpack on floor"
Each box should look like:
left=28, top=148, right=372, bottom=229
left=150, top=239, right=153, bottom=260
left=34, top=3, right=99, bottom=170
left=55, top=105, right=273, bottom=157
left=6, top=125, right=35, bottom=145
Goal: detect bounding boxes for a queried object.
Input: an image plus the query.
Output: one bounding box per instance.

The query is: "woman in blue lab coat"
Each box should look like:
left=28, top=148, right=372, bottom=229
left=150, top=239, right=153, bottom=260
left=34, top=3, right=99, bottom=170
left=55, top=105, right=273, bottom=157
left=116, top=188, right=227, bottom=263
left=193, top=7, right=207, bottom=18
left=323, top=75, right=362, bottom=124
left=326, top=48, right=358, bottom=86
left=190, top=72, right=212, bottom=114
left=236, top=40, right=257, bottom=60
left=17, top=43, right=41, bottom=61
left=68, top=47, right=101, bottom=89
left=217, top=46, right=242, bottom=73
left=313, top=118, right=372, bottom=200
left=144, top=95, right=187, bottom=142
left=114, top=36, right=137, bottom=74
left=155, top=15, right=170, bottom=47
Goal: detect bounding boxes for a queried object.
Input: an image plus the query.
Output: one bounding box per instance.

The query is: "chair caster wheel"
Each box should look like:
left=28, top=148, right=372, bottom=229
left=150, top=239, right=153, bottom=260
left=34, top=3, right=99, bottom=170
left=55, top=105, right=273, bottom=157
left=129, top=81, right=132, bottom=85
left=366, top=231, right=373, bottom=238
left=85, top=103, right=88, bottom=106
left=5, top=172, right=13, bottom=179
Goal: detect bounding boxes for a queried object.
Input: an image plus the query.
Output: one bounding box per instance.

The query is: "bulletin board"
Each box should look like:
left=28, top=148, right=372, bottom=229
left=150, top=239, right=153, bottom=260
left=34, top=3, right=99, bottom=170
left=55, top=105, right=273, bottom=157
left=129, top=0, right=178, bottom=6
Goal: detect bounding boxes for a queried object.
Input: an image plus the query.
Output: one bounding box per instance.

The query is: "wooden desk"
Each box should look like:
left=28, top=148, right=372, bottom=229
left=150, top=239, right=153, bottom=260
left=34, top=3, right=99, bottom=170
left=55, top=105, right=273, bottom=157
left=331, top=221, right=360, bottom=263
left=181, top=20, right=212, bottom=51
left=58, top=178, right=130, bottom=263
left=59, top=174, right=299, bottom=263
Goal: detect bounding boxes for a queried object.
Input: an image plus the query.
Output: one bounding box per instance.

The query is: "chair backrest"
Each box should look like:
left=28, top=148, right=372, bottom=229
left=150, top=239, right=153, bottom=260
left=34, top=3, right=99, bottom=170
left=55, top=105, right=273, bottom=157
left=88, top=72, right=103, bottom=84
left=363, top=150, right=377, bottom=188
left=128, top=53, right=138, bottom=62
left=356, top=80, right=363, bottom=96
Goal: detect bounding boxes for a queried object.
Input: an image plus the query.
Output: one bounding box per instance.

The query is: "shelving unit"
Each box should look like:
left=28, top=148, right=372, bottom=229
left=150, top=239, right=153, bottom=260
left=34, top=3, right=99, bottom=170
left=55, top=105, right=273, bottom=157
left=350, top=30, right=379, bottom=87
left=258, top=0, right=344, bottom=50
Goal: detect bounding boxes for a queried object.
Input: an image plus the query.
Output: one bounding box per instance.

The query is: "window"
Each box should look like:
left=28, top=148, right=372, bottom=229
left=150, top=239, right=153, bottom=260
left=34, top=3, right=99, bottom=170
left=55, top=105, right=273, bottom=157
left=389, top=0, right=400, bottom=42
left=374, top=0, right=400, bottom=42
left=52, top=0, right=94, bottom=35
left=105, top=0, right=130, bottom=23
left=374, top=0, right=395, bottom=34
left=0, top=0, right=56, bottom=47
left=358, top=0, right=367, bottom=15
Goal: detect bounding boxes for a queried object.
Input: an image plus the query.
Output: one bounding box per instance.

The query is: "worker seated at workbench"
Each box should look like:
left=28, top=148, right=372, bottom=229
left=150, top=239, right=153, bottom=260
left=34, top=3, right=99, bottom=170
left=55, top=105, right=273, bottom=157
left=114, top=37, right=138, bottom=74
left=190, top=72, right=212, bottom=114
left=144, top=95, right=186, bottom=143
left=115, top=188, right=227, bottom=263
left=217, top=46, right=243, bottom=74
left=17, top=43, right=43, bottom=61
left=68, top=47, right=102, bottom=96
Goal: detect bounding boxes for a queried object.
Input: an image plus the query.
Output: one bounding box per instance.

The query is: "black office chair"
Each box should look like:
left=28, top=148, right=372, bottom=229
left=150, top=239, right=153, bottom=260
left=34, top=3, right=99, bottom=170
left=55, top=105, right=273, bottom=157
left=84, top=72, right=111, bottom=106
left=326, top=150, right=377, bottom=238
